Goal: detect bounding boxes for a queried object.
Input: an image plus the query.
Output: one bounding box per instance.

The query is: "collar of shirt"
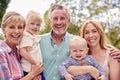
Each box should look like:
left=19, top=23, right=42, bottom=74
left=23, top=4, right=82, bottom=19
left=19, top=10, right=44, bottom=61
left=1, top=40, right=21, bottom=61
left=24, top=31, right=40, bottom=42
left=49, top=31, right=70, bottom=47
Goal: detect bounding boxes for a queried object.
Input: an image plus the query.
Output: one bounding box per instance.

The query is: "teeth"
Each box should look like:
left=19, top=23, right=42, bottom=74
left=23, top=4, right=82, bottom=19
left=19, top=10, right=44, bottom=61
left=57, top=26, right=62, bottom=28
left=89, top=39, right=95, bottom=42
left=56, top=24, right=63, bottom=28
left=12, top=35, right=20, bottom=38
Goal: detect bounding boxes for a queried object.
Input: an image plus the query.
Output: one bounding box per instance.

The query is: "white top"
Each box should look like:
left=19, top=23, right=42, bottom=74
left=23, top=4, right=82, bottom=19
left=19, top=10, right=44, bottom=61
left=19, top=31, right=42, bottom=72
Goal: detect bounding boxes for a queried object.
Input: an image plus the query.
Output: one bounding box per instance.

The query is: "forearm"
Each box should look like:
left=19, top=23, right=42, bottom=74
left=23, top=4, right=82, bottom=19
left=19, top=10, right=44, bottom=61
left=20, top=49, right=37, bottom=65
left=67, top=65, right=100, bottom=80
left=20, top=63, right=43, bottom=80
left=20, top=72, right=35, bottom=80
left=109, top=58, right=120, bottom=80
left=67, top=66, right=89, bottom=76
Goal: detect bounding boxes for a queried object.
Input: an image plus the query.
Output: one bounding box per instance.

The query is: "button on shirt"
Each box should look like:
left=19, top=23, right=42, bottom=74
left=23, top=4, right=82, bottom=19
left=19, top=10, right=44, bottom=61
left=40, top=32, right=74, bottom=80
left=0, top=40, right=23, bottom=80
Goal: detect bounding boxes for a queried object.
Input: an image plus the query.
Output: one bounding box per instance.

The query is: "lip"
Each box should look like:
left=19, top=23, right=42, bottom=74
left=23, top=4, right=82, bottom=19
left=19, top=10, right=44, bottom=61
left=11, top=34, right=20, bottom=38
left=76, top=56, right=81, bottom=58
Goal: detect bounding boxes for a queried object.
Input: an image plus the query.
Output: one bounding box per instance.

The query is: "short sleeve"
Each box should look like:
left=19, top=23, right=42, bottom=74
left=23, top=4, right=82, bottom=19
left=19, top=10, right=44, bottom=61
left=19, top=32, right=33, bottom=48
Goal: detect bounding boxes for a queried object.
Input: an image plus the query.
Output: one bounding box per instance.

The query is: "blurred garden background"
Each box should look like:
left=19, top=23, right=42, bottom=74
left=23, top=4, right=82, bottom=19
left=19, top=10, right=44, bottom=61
left=0, top=0, right=120, bottom=49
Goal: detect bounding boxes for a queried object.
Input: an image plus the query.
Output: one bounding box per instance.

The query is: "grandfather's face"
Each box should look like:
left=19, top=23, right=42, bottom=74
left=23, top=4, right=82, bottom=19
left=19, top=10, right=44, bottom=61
left=50, top=9, right=70, bottom=35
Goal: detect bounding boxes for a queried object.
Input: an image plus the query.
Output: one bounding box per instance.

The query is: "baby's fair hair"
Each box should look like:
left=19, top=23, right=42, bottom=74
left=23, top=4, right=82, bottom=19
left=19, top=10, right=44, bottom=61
left=69, top=36, right=88, bottom=48
left=26, top=10, right=42, bottom=24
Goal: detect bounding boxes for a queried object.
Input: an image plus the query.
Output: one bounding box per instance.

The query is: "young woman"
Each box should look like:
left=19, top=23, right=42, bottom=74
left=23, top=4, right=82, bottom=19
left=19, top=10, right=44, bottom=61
left=67, top=20, right=120, bottom=80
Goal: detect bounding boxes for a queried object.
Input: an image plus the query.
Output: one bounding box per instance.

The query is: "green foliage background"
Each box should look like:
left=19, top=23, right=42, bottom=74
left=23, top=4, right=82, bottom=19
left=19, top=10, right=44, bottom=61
left=0, top=0, right=10, bottom=25
left=0, top=0, right=120, bottom=49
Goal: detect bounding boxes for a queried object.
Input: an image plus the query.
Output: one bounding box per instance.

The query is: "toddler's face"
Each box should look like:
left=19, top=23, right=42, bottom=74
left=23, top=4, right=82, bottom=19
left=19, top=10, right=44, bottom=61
left=70, top=42, right=88, bottom=61
left=26, top=20, right=41, bottom=34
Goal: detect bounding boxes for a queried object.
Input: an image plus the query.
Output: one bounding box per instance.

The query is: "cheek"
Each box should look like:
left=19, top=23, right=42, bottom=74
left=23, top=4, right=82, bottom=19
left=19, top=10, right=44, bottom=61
left=83, top=35, right=88, bottom=40
left=65, top=20, right=69, bottom=24
left=96, top=33, right=101, bottom=40
left=37, top=27, right=40, bottom=31
left=2, top=28, right=6, bottom=34
left=20, top=29, right=24, bottom=34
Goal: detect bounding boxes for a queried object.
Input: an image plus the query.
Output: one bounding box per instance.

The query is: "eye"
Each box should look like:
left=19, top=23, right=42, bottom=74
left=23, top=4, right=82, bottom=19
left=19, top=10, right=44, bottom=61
left=9, top=25, right=15, bottom=29
left=61, top=17, right=65, bottom=20
left=31, top=22, right=35, bottom=25
left=73, top=49, right=77, bottom=52
left=92, top=30, right=97, bottom=33
left=18, top=25, right=24, bottom=29
left=36, top=24, right=40, bottom=27
left=53, top=17, right=58, bottom=21
left=79, top=50, right=84, bottom=52
left=84, top=31, right=90, bottom=34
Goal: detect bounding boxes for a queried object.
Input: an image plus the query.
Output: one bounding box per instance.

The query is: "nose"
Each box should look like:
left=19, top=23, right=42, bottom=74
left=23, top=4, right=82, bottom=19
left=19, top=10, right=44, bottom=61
left=34, top=25, right=37, bottom=28
left=89, top=32, right=93, bottom=37
left=76, top=52, right=81, bottom=55
left=15, top=28, right=19, bottom=33
left=57, top=19, right=61, bottom=24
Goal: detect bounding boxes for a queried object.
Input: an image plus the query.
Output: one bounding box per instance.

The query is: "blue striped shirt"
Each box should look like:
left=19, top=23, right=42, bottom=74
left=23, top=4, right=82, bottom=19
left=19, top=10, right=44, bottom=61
left=59, top=55, right=105, bottom=80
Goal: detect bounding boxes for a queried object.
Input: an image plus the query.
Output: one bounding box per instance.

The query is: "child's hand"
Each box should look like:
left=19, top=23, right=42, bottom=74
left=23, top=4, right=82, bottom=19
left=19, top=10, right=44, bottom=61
left=33, top=75, right=41, bottom=80
left=30, top=62, right=43, bottom=78
left=97, top=75, right=105, bottom=80
left=64, top=73, right=73, bottom=80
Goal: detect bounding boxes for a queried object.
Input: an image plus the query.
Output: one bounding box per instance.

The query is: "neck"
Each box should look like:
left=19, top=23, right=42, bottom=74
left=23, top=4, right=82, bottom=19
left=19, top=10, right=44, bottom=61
left=89, top=44, right=102, bottom=55
left=5, top=40, right=16, bottom=49
left=89, top=45, right=107, bottom=65
left=5, top=40, right=17, bottom=54
left=89, top=44, right=106, bottom=56
left=51, top=31, right=65, bottom=46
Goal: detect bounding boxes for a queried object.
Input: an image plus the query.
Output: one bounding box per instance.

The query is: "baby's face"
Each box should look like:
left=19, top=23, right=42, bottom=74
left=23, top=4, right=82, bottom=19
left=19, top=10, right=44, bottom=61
left=69, top=43, right=88, bottom=61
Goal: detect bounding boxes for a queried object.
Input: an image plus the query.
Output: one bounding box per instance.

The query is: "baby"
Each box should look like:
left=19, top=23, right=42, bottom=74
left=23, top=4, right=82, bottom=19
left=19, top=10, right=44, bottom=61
left=59, top=36, right=105, bottom=80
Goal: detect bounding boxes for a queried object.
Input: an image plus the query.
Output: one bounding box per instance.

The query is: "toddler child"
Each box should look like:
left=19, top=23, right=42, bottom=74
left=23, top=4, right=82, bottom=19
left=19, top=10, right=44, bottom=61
left=19, top=10, right=43, bottom=80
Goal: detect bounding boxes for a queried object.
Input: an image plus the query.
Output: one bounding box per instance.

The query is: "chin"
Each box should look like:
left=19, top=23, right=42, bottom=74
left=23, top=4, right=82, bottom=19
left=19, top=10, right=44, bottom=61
left=53, top=29, right=66, bottom=35
left=55, top=31, right=66, bottom=35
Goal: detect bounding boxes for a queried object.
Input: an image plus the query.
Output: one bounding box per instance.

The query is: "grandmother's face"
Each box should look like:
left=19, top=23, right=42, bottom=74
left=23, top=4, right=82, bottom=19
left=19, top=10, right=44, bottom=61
left=2, top=22, right=24, bottom=46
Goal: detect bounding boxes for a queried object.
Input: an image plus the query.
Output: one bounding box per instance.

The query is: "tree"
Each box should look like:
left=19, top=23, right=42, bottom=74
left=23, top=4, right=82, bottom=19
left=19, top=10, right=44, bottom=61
left=54, top=0, right=120, bottom=48
left=41, top=0, right=120, bottom=48
left=106, top=27, right=120, bottom=49
left=0, top=0, right=11, bottom=26
left=39, top=10, right=52, bottom=34
left=55, top=0, right=120, bottom=29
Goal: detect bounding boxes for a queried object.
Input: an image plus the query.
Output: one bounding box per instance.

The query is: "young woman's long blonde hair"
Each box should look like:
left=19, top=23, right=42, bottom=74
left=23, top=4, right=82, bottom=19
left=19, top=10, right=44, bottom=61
left=80, top=20, right=114, bottom=49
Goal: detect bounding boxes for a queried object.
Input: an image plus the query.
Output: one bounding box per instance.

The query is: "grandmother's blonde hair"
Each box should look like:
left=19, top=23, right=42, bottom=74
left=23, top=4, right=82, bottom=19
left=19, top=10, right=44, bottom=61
left=1, top=11, right=25, bottom=29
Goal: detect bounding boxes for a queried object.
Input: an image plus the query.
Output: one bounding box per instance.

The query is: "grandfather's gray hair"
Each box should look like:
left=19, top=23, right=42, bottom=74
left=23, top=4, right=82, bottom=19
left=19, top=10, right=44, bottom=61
left=48, top=4, right=70, bottom=20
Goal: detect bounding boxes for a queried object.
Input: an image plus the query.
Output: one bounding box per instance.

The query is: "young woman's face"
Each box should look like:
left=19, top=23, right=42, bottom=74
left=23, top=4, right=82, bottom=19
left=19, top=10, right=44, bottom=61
left=50, top=9, right=70, bottom=35
left=26, top=20, right=41, bottom=35
left=2, top=22, right=24, bottom=46
left=83, top=23, right=100, bottom=48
